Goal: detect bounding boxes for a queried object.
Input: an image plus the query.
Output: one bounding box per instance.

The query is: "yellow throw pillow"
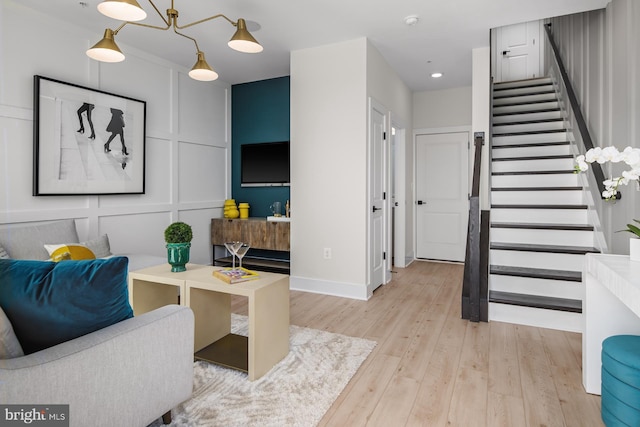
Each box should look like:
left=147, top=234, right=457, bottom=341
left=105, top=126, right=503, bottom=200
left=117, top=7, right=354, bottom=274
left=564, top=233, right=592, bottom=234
left=45, top=244, right=96, bottom=262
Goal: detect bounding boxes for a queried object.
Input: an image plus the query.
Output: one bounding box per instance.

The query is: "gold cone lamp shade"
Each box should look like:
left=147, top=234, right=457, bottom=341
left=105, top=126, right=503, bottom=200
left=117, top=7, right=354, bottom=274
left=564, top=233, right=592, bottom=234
left=86, top=29, right=125, bottom=63
left=228, top=19, right=263, bottom=53
left=189, top=52, right=219, bottom=81
left=98, top=0, right=147, bottom=21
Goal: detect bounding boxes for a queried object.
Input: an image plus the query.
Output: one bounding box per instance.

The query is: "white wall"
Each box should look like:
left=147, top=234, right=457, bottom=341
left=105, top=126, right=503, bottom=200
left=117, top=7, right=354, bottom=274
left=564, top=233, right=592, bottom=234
left=290, top=38, right=368, bottom=298
left=472, top=47, right=492, bottom=210
left=413, top=87, right=472, bottom=130
left=547, top=0, right=639, bottom=254
left=290, top=37, right=412, bottom=299
left=0, top=1, right=230, bottom=264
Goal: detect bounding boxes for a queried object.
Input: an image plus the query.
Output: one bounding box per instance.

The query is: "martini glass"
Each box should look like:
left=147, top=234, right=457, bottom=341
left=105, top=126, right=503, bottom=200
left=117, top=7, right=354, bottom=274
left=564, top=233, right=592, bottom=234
left=235, top=243, right=250, bottom=271
left=224, top=241, right=242, bottom=269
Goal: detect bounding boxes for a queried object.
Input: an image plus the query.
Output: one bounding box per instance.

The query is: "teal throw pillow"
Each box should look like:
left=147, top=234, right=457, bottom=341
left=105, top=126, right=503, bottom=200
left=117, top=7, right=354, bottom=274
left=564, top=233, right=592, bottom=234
left=0, top=257, right=133, bottom=355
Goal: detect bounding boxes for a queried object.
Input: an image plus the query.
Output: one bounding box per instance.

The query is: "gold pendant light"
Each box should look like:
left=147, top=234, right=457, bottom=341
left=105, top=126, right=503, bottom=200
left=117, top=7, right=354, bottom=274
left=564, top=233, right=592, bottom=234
left=87, top=0, right=262, bottom=81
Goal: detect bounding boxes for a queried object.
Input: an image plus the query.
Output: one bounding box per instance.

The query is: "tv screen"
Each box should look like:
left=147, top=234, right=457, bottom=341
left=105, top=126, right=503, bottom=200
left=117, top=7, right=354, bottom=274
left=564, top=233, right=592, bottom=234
left=241, top=141, right=290, bottom=187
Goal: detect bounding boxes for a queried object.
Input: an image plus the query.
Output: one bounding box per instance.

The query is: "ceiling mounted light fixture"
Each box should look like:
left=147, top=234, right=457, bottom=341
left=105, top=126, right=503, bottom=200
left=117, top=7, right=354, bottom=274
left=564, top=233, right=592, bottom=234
left=86, top=0, right=263, bottom=82
left=431, top=72, right=443, bottom=78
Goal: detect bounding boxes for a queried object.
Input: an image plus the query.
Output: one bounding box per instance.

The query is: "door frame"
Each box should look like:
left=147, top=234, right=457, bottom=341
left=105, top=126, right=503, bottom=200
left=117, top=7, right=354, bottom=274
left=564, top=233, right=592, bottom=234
left=413, top=126, right=472, bottom=262
left=367, top=97, right=391, bottom=292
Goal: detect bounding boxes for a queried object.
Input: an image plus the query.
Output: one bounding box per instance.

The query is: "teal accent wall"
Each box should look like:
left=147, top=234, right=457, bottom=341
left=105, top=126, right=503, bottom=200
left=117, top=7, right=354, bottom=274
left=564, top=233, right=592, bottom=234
left=232, top=76, right=290, bottom=218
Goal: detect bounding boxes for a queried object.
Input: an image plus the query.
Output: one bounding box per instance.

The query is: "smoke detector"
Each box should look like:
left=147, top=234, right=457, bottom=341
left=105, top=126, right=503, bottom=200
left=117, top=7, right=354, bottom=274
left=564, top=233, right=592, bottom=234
left=404, top=15, right=419, bottom=26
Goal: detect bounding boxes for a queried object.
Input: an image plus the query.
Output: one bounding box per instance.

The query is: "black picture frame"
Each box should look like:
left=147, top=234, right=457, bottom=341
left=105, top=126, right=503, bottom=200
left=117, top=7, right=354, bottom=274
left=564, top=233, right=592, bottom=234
left=33, top=75, right=146, bottom=195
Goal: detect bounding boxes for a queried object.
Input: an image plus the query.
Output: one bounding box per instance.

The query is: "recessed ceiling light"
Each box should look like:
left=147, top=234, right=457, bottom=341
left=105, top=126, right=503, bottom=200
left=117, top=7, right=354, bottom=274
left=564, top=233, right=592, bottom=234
left=404, top=15, right=419, bottom=26
left=431, top=72, right=443, bottom=78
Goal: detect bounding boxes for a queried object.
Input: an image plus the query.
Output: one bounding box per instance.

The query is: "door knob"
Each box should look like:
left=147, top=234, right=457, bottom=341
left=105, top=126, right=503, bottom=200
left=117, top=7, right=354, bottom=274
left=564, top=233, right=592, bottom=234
left=417, top=200, right=425, bottom=205
left=372, top=206, right=382, bottom=212
left=502, top=50, right=510, bottom=55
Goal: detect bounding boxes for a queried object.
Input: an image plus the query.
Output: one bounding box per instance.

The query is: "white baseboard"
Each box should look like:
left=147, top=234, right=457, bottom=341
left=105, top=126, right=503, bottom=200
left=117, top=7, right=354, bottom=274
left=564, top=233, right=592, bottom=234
left=289, top=275, right=371, bottom=300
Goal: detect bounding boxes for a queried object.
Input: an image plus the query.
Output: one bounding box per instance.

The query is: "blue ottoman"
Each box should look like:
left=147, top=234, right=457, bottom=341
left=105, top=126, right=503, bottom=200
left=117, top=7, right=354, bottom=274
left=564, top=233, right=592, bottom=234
left=602, top=335, right=640, bottom=426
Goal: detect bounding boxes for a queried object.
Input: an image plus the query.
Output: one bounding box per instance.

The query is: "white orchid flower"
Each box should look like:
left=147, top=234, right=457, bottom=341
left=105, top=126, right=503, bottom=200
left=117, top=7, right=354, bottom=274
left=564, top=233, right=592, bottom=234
left=575, top=145, right=638, bottom=201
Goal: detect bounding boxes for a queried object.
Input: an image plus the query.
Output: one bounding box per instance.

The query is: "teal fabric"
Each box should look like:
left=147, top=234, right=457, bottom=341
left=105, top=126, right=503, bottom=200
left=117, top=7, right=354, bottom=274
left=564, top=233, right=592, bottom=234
left=603, top=335, right=640, bottom=369
left=602, top=405, right=629, bottom=427
left=602, top=368, right=640, bottom=410
left=602, top=382, right=640, bottom=426
left=602, top=335, right=640, bottom=389
left=0, top=257, right=133, bottom=355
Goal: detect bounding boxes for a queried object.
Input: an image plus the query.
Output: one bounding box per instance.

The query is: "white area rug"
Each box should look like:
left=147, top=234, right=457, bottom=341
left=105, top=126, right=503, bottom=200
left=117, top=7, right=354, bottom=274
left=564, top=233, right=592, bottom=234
left=152, top=314, right=376, bottom=427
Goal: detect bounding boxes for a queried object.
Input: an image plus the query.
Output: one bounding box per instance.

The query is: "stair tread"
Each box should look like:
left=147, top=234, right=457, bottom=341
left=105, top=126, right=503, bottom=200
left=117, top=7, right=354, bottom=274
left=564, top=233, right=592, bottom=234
left=492, top=186, right=583, bottom=191
left=493, top=108, right=561, bottom=117
left=491, top=222, right=593, bottom=231
left=493, top=90, right=556, bottom=99
left=493, top=129, right=567, bottom=137
left=489, top=291, right=582, bottom=313
left=490, top=265, right=582, bottom=282
left=494, top=80, right=553, bottom=90
left=492, top=154, right=573, bottom=162
left=493, top=99, right=558, bottom=107
left=491, top=204, right=587, bottom=209
left=493, top=118, right=564, bottom=126
left=492, top=141, right=570, bottom=149
left=492, top=169, right=575, bottom=176
left=490, top=242, right=599, bottom=254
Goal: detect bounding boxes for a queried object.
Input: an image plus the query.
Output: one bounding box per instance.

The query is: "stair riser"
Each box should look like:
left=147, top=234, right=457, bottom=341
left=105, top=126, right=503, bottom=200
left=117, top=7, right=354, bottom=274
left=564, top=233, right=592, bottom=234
left=493, top=110, right=564, bottom=124
left=490, top=249, right=585, bottom=271
left=493, top=121, right=565, bottom=134
left=492, top=145, right=572, bottom=158
left=494, top=78, right=553, bottom=90
left=492, top=158, right=574, bottom=173
left=493, top=93, right=557, bottom=106
left=493, top=85, right=554, bottom=97
left=489, top=303, right=582, bottom=332
left=491, top=173, right=580, bottom=187
left=490, top=228, right=594, bottom=246
left=490, top=208, right=588, bottom=224
left=489, top=274, right=582, bottom=300
left=491, top=190, right=583, bottom=205
left=493, top=132, right=568, bottom=145
left=493, top=101, right=559, bottom=115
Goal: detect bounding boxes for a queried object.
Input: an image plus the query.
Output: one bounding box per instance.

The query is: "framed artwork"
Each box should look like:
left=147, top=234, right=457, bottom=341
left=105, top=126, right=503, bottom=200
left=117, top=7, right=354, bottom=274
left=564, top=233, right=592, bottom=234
left=33, top=75, right=146, bottom=195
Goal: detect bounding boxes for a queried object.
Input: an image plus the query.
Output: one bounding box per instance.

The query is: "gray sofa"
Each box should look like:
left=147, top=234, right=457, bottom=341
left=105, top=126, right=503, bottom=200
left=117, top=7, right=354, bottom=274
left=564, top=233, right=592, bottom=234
left=0, top=220, right=195, bottom=426
left=0, top=305, right=194, bottom=426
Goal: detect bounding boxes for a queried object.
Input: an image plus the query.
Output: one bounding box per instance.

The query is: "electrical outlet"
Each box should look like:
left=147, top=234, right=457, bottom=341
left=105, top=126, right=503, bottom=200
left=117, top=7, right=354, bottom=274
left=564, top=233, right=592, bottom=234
left=323, top=248, right=332, bottom=259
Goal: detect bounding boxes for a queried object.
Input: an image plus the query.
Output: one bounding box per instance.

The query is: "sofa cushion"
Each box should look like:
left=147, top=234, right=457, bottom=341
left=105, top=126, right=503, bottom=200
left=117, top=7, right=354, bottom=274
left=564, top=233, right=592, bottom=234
left=0, top=257, right=133, bottom=355
left=0, top=219, right=79, bottom=260
left=0, top=306, right=23, bottom=359
left=81, top=234, right=112, bottom=258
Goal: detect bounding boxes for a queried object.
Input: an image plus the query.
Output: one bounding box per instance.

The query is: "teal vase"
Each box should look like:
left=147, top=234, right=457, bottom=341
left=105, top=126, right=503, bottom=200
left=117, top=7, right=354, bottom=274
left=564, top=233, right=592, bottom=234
left=166, top=242, right=191, bottom=272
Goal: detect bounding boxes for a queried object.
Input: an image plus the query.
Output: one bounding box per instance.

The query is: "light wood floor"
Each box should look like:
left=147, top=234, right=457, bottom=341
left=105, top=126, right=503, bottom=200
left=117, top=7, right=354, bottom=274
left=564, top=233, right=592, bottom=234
left=232, top=261, right=603, bottom=427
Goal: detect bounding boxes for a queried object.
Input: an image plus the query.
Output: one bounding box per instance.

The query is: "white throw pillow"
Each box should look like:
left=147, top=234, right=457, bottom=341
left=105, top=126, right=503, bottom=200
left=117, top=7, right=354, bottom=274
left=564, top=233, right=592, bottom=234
left=0, top=245, right=9, bottom=259
left=0, top=306, right=24, bottom=359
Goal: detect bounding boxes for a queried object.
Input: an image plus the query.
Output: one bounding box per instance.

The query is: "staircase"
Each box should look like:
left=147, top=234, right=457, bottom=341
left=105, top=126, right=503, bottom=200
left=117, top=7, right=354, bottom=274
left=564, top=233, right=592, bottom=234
left=489, top=77, right=599, bottom=332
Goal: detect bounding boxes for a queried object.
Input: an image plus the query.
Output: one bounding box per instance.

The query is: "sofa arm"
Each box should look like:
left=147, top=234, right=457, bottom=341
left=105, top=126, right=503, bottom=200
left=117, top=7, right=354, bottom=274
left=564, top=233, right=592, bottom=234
left=0, top=305, right=194, bottom=427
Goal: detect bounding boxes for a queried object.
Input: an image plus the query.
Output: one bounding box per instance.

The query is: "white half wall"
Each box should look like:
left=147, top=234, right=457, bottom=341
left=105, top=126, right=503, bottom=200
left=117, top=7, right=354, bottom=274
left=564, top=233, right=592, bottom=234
left=0, top=1, right=231, bottom=264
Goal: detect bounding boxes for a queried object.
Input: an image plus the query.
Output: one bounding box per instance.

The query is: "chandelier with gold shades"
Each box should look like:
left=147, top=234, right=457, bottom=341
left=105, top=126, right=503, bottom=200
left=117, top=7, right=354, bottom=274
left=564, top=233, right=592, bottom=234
left=86, top=0, right=263, bottom=81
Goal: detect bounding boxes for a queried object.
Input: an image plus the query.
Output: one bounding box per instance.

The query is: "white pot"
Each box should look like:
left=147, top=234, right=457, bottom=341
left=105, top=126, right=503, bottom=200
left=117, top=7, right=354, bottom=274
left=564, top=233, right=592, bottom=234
left=630, top=238, right=640, bottom=262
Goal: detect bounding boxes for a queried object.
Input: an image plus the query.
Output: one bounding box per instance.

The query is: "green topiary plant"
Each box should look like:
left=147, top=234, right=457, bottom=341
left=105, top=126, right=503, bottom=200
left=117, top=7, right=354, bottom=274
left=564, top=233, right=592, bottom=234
left=164, top=222, right=193, bottom=244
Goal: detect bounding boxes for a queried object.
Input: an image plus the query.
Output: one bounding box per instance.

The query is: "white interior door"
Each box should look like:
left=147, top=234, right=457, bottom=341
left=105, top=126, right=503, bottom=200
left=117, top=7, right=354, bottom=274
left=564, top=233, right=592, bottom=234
left=415, top=132, right=468, bottom=262
left=369, top=102, right=386, bottom=290
left=496, top=20, right=541, bottom=82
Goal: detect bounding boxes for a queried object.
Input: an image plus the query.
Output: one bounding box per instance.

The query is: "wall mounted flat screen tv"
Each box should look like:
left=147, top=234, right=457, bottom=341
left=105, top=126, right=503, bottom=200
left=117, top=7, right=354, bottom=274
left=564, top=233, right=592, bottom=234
left=241, top=141, right=290, bottom=187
